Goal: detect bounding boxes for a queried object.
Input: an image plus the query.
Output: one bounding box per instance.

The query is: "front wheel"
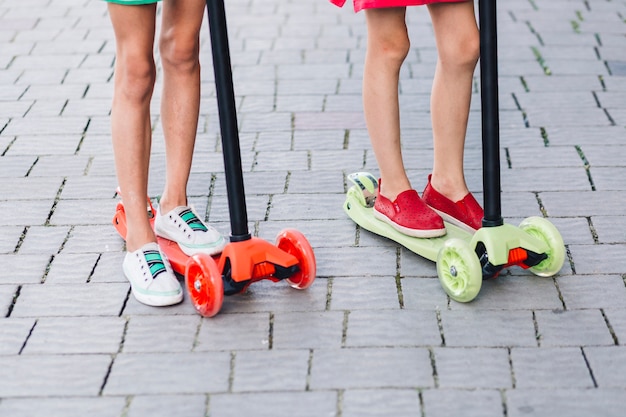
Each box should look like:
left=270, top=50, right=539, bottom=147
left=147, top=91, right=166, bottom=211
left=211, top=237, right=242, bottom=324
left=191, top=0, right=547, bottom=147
left=519, top=216, right=565, bottom=277
left=276, top=229, right=316, bottom=289
left=185, top=254, right=224, bottom=317
left=437, top=238, right=482, bottom=302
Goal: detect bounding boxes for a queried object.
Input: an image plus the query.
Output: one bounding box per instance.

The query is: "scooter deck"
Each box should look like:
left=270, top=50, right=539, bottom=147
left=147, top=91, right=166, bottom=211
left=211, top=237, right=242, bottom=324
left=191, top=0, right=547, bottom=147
left=111, top=199, right=209, bottom=277
left=343, top=183, right=471, bottom=263
left=156, top=236, right=196, bottom=277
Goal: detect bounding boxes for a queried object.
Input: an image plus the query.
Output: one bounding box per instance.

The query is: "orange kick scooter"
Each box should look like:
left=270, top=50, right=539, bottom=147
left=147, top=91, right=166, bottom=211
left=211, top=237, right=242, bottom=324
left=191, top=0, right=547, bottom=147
left=113, top=0, right=316, bottom=317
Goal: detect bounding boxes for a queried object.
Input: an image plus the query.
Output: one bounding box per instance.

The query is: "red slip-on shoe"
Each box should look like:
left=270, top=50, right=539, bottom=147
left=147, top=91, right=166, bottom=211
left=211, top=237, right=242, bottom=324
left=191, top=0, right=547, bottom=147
left=422, top=175, right=484, bottom=233
left=373, top=180, right=446, bottom=238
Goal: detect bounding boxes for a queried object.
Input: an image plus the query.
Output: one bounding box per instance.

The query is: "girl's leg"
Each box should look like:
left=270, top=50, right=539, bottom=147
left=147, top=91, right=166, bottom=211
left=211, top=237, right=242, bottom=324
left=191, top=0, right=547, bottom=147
left=427, top=1, right=480, bottom=202
left=363, top=7, right=412, bottom=201
left=153, top=0, right=226, bottom=257
left=157, top=0, right=206, bottom=213
left=363, top=8, right=445, bottom=238
left=108, top=3, right=158, bottom=252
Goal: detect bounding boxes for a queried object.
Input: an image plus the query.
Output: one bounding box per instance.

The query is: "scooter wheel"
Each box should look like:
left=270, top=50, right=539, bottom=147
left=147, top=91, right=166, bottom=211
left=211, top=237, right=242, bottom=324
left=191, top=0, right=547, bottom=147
left=519, top=216, right=565, bottom=277
left=437, top=238, right=482, bottom=303
left=185, top=254, right=224, bottom=317
left=276, top=229, right=316, bottom=289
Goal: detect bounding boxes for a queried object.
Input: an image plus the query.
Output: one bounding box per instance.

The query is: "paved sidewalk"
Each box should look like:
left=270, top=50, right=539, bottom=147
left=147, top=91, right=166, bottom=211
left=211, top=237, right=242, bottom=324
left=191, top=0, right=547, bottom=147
left=1, top=0, right=625, bottom=416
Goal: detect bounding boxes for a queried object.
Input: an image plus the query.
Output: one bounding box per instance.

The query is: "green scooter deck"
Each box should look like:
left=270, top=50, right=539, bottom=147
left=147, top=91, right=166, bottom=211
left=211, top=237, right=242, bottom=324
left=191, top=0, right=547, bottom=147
left=343, top=173, right=471, bottom=262
left=344, top=172, right=564, bottom=274
left=344, top=192, right=471, bottom=262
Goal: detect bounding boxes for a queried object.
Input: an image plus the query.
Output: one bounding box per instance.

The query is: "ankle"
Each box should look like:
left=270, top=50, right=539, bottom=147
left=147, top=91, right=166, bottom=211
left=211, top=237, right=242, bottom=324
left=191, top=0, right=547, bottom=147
left=429, top=175, right=469, bottom=203
left=125, top=227, right=157, bottom=253
left=158, top=195, right=188, bottom=214
left=379, top=179, right=412, bottom=202
left=125, top=237, right=157, bottom=253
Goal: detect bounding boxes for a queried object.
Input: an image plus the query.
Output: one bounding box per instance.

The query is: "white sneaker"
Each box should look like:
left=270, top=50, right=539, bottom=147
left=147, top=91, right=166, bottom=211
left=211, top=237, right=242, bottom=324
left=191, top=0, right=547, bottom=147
left=123, top=242, right=183, bottom=307
left=154, top=205, right=226, bottom=256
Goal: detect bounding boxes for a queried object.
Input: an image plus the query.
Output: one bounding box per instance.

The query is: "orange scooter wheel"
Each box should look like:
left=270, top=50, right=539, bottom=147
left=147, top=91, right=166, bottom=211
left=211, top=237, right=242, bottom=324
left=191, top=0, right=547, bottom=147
left=275, top=229, right=316, bottom=290
left=185, top=254, right=224, bottom=317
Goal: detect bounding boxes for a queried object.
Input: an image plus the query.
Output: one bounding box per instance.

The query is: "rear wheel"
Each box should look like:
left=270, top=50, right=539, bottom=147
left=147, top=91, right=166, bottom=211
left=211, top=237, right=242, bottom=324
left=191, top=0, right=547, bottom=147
left=276, top=229, right=316, bottom=289
left=519, top=217, right=565, bottom=277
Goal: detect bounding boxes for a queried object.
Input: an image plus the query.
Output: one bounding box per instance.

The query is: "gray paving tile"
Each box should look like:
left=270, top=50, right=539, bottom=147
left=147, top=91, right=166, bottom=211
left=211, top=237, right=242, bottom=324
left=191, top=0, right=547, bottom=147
left=315, top=246, right=398, bottom=278
left=0, top=253, right=50, bottom=285
left=209, top=391, right=337, bottom=417
left=0, top=225, right=22, bottom=254
left=0, top=354, right=111, bottom=396
left=0, top=317, right=34, bottom=355
left=540, top=191, right=624, bottom=217
left=310, top=347, right=434, bottom=389
left=557, top=275, right=626, bottom=309
left=122, top=315, right=199, bottom=353
left=0, top=397, right=126, bottom=417
left=568, top=244, right=626, bottom=275
left=22, top=316, right=125, bottom=354
left=272, top=311, right=344, bottom=349
left=104, top=352, right=231, bottom=395
left=195, top=312, right=270, bottom=351
left=345, top=309, right=442, bottom=348
left=584, top=346, right=626, bottom=388
left=511, top=347, right=594, bottom=388
left=507, top=388, right=626, bottom=417
left=433, top=347, right=513, bottom=389
left=0, top=200, right=53, bottom=226
left=10, top=283, right=128, bottom=317
left=44, top=253, right=102, bottom=284
left=127, top=395, right=207, bottom=417
left=232, top=349, right=310, bottom=392
left=535, top=309, right=614, bottom=347
left=342, top=389, right=421, bottom=417
left=603, top=309, right=626, bottom=346
left=422, top=389, right=504, bottom=417
left=400, top=277, right=449, bottom=311
left=440, top=310, right=537, bottom=347
left=329, top=276, right=401, bottom=311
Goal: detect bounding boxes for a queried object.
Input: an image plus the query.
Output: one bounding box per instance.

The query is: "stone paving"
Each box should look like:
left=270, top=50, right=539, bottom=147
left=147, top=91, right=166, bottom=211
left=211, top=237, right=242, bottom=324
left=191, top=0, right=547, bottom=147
left=0, top=0, right=625, bottom=415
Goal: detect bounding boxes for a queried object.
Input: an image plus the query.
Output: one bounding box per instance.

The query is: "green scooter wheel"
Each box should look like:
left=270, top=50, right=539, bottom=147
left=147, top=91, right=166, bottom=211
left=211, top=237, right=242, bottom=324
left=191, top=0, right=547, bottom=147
left=436, top=238, right=482, bottom=302
left=519, top=216, right=565, bottom=277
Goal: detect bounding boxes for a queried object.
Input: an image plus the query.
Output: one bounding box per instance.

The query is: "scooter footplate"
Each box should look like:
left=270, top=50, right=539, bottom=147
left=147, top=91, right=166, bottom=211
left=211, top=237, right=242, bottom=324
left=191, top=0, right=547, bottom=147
left=343, top=186, right=471, bottom=262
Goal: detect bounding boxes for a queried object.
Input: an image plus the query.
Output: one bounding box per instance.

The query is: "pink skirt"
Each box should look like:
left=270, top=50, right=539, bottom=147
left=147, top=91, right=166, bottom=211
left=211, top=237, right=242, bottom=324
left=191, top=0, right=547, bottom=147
left=330, top=0, right=465, bottom=13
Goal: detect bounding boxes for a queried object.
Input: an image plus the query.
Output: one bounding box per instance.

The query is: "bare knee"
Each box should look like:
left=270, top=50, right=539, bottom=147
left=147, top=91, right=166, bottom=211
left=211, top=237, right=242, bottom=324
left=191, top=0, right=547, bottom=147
left=114, top=55, right=156, bottom=103
left=159, top=29, right=200, bottom=74
left=368, top=29, right=411, bottom=69
left=438, top=31, right=480, bottom=70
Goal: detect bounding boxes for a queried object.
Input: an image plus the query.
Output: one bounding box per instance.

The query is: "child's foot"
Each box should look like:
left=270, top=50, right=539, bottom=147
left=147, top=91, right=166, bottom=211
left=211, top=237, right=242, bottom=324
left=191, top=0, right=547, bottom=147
left=422, top=175, right=484, bottom=233
left=154, top=206, right=226, bottom=256
left=373, top=181, right=446, bottom=238
left=123, top=242, right=183, bottom=307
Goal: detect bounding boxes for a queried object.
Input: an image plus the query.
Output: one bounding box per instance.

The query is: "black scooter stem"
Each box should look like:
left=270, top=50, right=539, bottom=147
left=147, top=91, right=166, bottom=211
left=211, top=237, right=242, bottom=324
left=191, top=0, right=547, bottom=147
left=478, top=0, right=504, bottom=227
left=205, top=0, right=251, bottom=242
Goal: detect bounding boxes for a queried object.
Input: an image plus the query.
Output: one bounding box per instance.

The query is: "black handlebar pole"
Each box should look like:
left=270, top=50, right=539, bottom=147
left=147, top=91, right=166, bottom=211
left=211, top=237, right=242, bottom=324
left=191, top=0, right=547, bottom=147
left=205, top=0, right=251, bottom=242
left=479, top=0, right=504, bottom=227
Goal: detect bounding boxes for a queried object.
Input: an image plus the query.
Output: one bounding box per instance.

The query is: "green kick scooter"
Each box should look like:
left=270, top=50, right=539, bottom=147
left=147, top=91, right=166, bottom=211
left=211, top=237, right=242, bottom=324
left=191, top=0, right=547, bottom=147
left=343, top=0, right=565, bottom=302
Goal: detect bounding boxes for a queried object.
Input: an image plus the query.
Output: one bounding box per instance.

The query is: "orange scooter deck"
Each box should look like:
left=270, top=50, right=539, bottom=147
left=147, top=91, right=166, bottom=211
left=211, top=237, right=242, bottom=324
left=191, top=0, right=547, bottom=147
left=112, top=196, right=316, bottom=317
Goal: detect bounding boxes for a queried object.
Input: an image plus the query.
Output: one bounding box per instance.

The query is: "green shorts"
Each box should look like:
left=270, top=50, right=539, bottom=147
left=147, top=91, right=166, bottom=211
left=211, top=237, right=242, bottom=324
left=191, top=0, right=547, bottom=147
left=105, top=0, right=161, bottom=5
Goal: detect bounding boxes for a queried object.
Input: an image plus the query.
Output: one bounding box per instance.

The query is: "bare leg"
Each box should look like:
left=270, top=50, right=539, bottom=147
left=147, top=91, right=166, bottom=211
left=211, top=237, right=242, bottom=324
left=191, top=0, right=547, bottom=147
left=427, top=1, right=480, bottom=202
left=363, top=7, right=411, bottom=201
left=157, top=0, right=206, bottom=214
left=108, top=3, right=158, bottom=252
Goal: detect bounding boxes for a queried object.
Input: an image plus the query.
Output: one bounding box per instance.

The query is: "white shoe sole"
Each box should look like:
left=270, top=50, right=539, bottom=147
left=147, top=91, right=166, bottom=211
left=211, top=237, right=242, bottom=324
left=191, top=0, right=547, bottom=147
left=373, top=209, right=446, bottom=238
